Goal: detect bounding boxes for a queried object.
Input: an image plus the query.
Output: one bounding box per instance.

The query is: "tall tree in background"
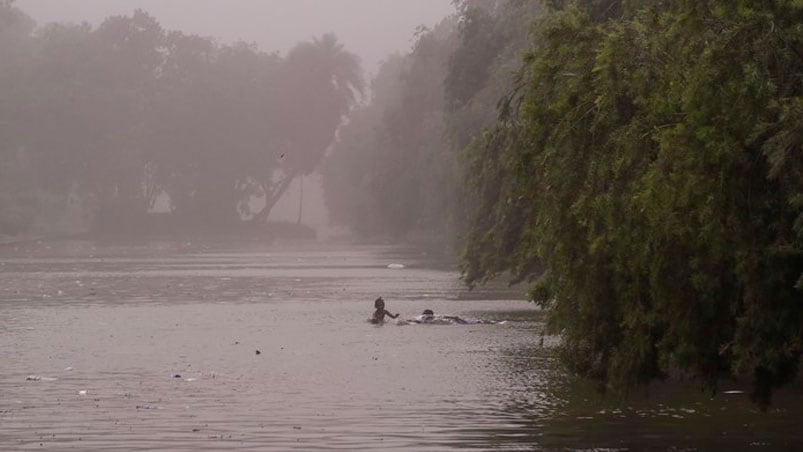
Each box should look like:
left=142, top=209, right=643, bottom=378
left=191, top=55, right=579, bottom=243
left=0, top=0, right=37, bottom=234
left=251, top=33, right=363, bottom=224
left=322, top=19, right=459, bottom=241
left=149, top=34, right=282, bottom=227
left=5, top=9, right=167, bottom=232
left=321, top=54, right=407, bottom=236
left=322, top=0, right=542, bottom=244
left=87, top=10, right=165, bottom=228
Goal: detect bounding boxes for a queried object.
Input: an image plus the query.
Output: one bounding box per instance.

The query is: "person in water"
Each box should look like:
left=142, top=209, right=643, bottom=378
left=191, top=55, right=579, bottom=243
left=412, top=309, right=465, bottom=324
left=371, top=297, right=399, bottom=323
left=411, top=309, right=495, bottom=325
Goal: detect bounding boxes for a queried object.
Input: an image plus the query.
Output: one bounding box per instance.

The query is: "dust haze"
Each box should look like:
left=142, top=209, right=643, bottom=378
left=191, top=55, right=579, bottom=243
left=1, top=0, right=454, bottom=241
left=18, top=0, right=455, bottom=76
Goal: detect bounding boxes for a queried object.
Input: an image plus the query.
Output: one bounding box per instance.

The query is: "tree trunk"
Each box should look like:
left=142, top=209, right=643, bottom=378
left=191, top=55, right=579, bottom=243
left=250, top=172, right=296, bottom=224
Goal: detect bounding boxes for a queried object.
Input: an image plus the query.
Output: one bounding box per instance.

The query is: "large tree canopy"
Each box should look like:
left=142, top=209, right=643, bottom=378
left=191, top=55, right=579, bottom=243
left=462, top=0, right=803, bottom=406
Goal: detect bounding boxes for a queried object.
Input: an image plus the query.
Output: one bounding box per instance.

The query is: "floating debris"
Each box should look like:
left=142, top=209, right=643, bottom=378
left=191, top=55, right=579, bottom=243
left=387, top=263, right=405, bottom=269
left=27, top=373, right=59, bottom=381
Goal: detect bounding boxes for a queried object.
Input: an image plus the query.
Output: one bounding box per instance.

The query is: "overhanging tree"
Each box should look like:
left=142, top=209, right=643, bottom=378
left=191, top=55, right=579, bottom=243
left=462, top=0, right=803, bottom=406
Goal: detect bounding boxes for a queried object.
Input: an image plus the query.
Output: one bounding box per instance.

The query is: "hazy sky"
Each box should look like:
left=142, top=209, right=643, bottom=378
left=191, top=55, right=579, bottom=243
left=17, top=0, right=456, bottom=76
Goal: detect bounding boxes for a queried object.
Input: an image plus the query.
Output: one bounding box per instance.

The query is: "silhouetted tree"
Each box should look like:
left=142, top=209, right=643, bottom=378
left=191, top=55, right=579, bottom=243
left=251, top=33, right=363, bottom=223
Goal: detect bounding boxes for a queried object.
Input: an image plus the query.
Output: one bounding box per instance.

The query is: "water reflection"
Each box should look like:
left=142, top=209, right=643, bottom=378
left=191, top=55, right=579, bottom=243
left=456, top=305, right=803, bottom=451
left=537, top=364, right=803, bottom=450
left=451, top=339, right=563, bottom=450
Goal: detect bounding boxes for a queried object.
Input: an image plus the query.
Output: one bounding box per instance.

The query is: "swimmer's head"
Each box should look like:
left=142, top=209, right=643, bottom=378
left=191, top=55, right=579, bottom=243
left=374, top=297, right=385, bottom=309
left=422, top=309, right=434, bottom=315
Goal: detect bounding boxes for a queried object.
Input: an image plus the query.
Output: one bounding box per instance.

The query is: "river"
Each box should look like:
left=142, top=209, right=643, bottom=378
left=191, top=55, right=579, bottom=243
left=1, top=238, right=801, bottom=450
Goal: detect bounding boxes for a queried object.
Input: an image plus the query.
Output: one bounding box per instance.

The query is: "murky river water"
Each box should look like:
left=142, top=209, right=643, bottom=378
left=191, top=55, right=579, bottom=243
left=1, top=239, right=801, bottom=451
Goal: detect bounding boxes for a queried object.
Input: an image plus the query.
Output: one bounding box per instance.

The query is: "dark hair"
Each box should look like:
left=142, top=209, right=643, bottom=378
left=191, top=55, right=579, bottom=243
left=422, top=309, right=434, bottom=315
left=374, top=297, right=384, bottom=308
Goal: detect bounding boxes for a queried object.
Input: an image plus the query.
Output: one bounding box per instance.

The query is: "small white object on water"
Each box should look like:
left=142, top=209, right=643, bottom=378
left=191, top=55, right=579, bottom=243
left=26, top=374, right=56, bottom=382
left=723, top=390, right=744, bottom=395
left=184, top=378, right=197, bottom=382
left=387, top=263, right=405, bottom=269
left=78, top=390, right=88, bottom=395
left=64, top=367, right=74, bottom=371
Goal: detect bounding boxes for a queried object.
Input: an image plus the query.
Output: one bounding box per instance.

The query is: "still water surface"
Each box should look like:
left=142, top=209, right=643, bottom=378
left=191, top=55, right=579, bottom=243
left=1, top=239, right=801, bottom=450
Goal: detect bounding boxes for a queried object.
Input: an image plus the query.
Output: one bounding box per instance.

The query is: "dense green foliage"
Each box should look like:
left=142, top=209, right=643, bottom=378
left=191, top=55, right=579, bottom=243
left=462, top=0, right=803, bottom=405
left=0, top=1, right=360, bottom=234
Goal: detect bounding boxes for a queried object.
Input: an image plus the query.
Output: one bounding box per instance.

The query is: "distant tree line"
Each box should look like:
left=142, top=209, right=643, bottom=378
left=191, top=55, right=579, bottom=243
left=322, top=0, right=802, bottom=406
left=0, top=0, right=361, bottom=235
